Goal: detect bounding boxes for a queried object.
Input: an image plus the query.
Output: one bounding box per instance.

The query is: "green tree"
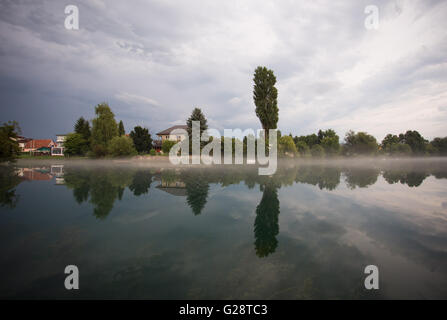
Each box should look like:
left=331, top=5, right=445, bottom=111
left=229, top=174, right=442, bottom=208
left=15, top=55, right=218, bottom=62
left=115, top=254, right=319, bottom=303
left=310, top=144, right=325, bottom=158
left=162, top=140, right=177, bottom=154
left=253, top=66, right=279, bottom=140
left=381, top=134, right=399, bottom=152
left=0, top=121, right=21, bottom=162
left=398, top=130, right=427, bottom=155
left=130, top=126, right=152, bottom=154
left=316, top=129, right=340, bottom=156
left=187, top=107, right=208, bottom=145
left=390, top=143, right=412, bottom=156
left=295, top=141, right=311, bottom=157
left=91, top=103, right=118, bottom=156
left=343, top=131, right=378, bottom=156
left=294, top=134, right=319, bottom=148
left=108, top=136, right=137, bottom=157
left=278, top=135, right=297, bottom=156
left=64, top=133, right=89, bottom=156
left=118, top=120, right=125, bottom=136
left=74, top=117, right=91, bottom=141
left=430, top=137, right=447, bottom=155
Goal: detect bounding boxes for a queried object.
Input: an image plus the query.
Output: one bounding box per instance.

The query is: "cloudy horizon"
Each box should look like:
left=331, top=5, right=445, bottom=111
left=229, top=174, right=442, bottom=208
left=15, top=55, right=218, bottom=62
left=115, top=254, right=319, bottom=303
left=1, top=0, right=446, bottom=141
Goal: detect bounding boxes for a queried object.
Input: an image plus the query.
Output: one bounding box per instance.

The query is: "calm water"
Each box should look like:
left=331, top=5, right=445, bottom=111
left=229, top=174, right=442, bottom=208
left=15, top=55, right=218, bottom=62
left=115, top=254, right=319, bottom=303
left=1, top=159, right=447, bottom=299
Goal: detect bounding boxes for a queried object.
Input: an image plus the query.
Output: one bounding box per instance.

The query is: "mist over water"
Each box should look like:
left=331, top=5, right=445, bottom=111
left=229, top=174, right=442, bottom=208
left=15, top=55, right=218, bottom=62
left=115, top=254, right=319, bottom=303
left=0, top=158, right=446, bottom=299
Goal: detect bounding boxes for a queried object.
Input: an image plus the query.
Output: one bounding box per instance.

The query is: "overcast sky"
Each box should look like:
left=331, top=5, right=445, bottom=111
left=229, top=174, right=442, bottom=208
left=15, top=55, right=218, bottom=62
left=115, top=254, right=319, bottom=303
left=1, top=0, right=446, bottom=141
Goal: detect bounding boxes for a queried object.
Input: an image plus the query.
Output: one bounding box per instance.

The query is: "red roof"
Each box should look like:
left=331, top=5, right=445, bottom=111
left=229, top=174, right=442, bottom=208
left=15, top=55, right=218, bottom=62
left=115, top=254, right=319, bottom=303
left=24, top=139, right=55, bottom=149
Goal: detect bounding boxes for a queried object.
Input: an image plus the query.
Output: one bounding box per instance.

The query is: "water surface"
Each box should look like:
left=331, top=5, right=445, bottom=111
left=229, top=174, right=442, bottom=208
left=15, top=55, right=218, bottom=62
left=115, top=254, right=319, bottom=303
left=1, top=159, right=447, bottom=299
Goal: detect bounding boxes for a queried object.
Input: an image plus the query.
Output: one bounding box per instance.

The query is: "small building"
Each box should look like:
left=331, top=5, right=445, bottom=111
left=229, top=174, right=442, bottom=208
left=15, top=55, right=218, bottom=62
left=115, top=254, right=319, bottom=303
left=23, top=139, right=56, bottom=154
left=51, top=134, right=68, bottom=156
left=55, top=134, right=67, bottom=147
left=16, top=136, right=32, bottom=152
left=156, top=125, right=188, bottom=142
left=154, top=125, right=188, bottom=152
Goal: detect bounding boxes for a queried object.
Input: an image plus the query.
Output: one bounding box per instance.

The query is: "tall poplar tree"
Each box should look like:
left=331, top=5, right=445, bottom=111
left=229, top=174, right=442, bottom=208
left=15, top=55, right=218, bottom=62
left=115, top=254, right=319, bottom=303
left=253, top=66, right=279, bottom=140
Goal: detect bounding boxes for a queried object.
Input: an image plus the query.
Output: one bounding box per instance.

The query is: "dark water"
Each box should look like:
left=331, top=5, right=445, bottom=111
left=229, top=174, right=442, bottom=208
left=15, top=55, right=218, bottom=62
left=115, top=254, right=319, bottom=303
left=1, top=159, right=447, bottom=299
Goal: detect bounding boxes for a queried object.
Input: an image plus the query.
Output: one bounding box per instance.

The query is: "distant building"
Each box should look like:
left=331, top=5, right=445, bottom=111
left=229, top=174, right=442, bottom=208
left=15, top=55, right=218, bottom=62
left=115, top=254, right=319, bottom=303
left=52, top=134, right=68, bottom=156
left=154, top=125, right=188, bottom=152
left=16, top=136, right=32, bottom=152
left=156, top=125, right=188, bottom=142
left=55, top=134, right=67, bottom=147
left=23, top=139, right=56, bottom=154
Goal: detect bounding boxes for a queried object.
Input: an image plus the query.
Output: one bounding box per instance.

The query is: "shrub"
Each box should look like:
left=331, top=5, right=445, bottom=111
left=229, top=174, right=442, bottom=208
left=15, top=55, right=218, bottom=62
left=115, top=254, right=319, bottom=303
left=389, top=143, right=412, bottom=156
left=91, top=144, right=108, bottom=158
left=311, top=144, right=325, bottom=158
left=162, top=140, right=177, bottom=154
left=108, top=136, right=137, bottom=157
left=295, top=141, right=311, bottom=157
left=64, top=133, right=89, bottom=156
left=149, top=149, right=156, bottom=156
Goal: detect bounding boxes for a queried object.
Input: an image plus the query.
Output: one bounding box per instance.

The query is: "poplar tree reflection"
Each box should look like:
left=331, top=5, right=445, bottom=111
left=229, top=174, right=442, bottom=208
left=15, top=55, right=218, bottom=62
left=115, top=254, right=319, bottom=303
left=254, top=182, right=280, bottom=257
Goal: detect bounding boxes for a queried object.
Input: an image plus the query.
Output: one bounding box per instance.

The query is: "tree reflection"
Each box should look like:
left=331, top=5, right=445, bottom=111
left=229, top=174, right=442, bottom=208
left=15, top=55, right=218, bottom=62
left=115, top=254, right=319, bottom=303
left=344, top=168, right=380, bottom=189
left=254, top=182, right=280, bottom=257
left=129, top=171, right=153, bottom=196
left=4, top=159, right=447, bottom=219
left=382, top=170, right=429, bottom=187
left=0, top=166, right=22, bottom=208
left=65, top=168, right=133, bottom=219
left=182, top=171, right=209, bottom=215
left=294, top=166, right=341, bottom=190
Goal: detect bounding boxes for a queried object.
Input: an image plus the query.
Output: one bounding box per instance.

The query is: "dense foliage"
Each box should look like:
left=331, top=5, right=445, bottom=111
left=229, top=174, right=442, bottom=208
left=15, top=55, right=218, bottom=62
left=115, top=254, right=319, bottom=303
left=253, top=66, right=278, bottom=139
left=343, top=131, right=379, bottom=156
left=108, top=136, right=137, bottom=157
left=118, top=120, right=125, bottom=136
left=64, top=133, right=89, bottom=156
left=0, top=121, right=21, bottom=162
left=91, top=103, right=119, bottom=156
left=130, top=126, right=152, bottom=154
left=162, top=140, right=177, bottom=154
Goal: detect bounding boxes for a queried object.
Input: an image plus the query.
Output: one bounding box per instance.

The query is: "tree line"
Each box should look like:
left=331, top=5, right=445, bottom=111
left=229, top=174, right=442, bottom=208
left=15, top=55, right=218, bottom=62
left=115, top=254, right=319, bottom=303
left=62, top=102, right=154, bottom=157
left=276, top=129, right=447, bottom=158
left=1, top=66, right=446, bottom=161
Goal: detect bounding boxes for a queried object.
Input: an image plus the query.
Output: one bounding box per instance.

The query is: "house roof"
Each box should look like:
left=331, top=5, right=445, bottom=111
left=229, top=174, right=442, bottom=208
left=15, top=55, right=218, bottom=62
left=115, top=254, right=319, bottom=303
left=156, top=185, right=187, bottom=196
left=17, top=137, right=32, bottom=143
left=156, top=125, right=188, bottom=136
left=24, top=139, right=55, bottom=149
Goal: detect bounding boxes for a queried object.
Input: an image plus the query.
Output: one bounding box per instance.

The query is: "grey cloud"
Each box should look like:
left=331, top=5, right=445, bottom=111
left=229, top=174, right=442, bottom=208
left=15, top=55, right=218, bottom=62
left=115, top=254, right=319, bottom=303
left=1, top=0, right=446, bottom=139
